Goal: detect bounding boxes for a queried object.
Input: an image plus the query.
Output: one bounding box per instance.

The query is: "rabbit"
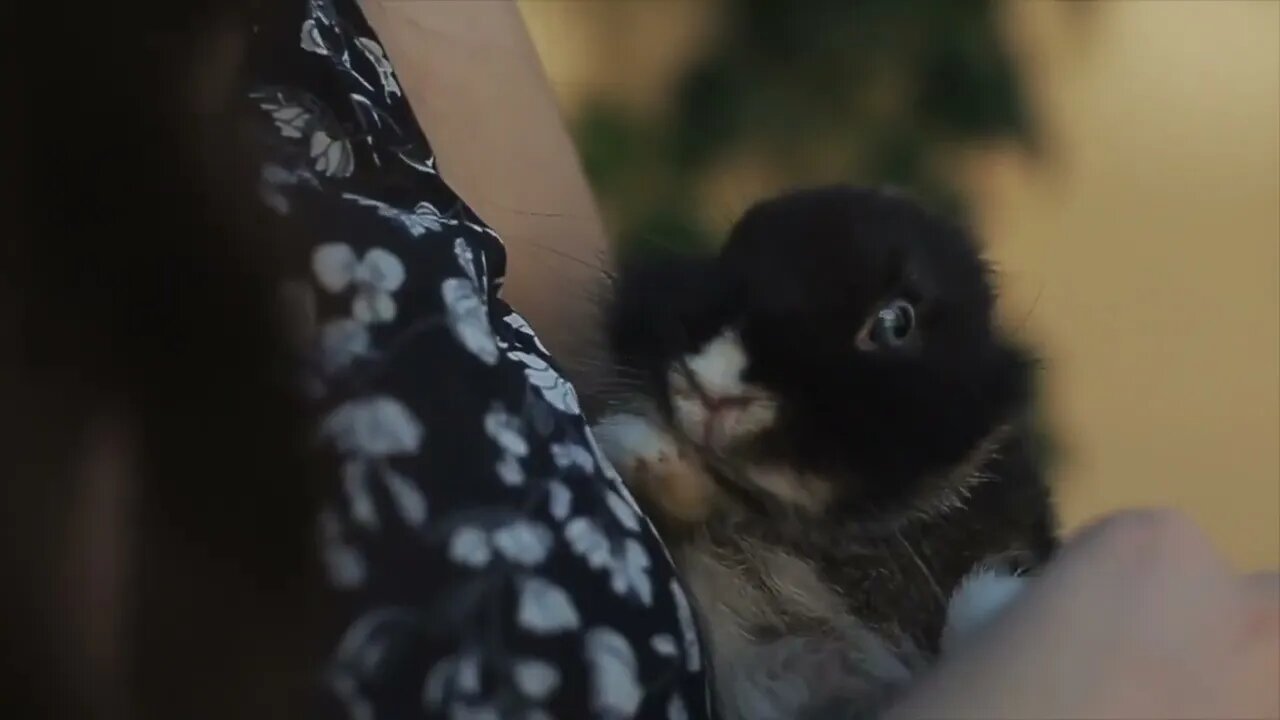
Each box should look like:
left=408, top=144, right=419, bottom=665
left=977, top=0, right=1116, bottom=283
left=589, top=185, right=1058, bottom=719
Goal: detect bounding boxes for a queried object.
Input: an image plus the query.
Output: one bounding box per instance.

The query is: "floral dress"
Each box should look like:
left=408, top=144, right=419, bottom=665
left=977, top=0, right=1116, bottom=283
left=243, top=2, right=714, bottom=719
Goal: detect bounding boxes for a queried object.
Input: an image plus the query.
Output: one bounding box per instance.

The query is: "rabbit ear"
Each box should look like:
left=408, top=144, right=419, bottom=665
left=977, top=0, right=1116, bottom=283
left=877, top=184, right=917, bottom=203
left=606, top=253, right=735, bottom=367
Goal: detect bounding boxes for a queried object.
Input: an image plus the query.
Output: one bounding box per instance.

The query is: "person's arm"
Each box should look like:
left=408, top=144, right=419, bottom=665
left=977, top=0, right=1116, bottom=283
left=358, top=0, right=610, bottom=358
left=355, top=7, right=1280, bottom=720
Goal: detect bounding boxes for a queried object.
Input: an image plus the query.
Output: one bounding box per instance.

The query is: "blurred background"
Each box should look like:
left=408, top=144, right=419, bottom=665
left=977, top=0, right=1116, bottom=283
left=516, top=0, right=1279, bottom=570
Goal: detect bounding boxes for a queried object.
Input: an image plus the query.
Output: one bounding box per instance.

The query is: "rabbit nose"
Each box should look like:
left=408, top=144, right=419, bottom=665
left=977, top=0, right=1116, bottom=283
left=670, top=386, right=755, bottom=451
left=700, top=398, right=754, bottom=451
left=669, top=359, right=753, bottom=412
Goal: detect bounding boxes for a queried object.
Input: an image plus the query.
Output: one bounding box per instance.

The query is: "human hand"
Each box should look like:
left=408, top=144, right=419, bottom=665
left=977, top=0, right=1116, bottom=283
left=886, top=508, right=1280, bottom=719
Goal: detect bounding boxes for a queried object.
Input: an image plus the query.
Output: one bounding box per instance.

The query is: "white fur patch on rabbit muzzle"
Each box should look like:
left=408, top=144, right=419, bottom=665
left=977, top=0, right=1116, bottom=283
left=668, top=329, right=778, bottom=453
left=939, top=566, right=1028, bottom=654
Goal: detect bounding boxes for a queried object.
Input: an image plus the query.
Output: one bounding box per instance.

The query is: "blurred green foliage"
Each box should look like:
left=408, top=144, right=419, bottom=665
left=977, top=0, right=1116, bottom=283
left=573, top=0, right=1036, bottom=260
left=572, top=0, right=1058, bottom=468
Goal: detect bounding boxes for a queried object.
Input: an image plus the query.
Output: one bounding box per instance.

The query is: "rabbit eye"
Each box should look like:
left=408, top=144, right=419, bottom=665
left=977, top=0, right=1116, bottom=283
left=857, top=299, right=916, bottom=350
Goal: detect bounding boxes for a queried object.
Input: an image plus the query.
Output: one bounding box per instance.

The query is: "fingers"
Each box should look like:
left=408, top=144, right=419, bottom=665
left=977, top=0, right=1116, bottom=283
left=1240, top=571, right=1280, bottom=649
left=1243, top=572, right=1280, bottom=604
left=1044, top=509, right=1222, bottom=599
left=1238, top=573, right=1280, bottom=720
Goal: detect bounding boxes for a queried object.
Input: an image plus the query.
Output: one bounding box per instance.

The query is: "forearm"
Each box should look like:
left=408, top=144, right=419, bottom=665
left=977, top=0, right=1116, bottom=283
left=358, top=0, right=611, bottom=356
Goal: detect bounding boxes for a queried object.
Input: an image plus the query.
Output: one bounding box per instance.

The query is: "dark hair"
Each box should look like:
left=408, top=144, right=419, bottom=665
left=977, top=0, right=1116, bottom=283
left=2, top=3, right=329, bottom=717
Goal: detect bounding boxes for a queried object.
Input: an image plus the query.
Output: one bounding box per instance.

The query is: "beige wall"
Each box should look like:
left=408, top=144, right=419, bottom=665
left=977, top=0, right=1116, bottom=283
left=975, top=1, right=1279, bottom=570
left=520, top=0, right=1279, bottom=569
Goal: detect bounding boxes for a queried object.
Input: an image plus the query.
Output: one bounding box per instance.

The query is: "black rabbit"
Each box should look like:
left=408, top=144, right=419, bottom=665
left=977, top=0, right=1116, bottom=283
left=590, top=185, right=1058, bottom=719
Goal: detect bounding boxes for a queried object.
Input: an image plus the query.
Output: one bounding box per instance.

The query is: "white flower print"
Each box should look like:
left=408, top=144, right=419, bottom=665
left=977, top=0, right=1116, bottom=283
left=503, top=312, right=551, bottom=355
left=343, top=193, right=456, bottom=237
left=485, top=404, right=528, bottom=486
left=608, top=538, right=653, bottom=606
left=312, top=243, right=358, bottom=292
left=319, top=509, right=366, bottom=588
left=341, top=457, right=430, bottom=530
left=254, top=90, right=353, bottom=177
left=450, top=521, right=553, bottom=569
left=300, top=0, right=377, bottom=95
left=342, top=460, right=380, bottom=530
left=512, top=658, right=561, bottom=701
left=323, top=395, right=424, bottom=457
left=333, top=608, right=418, bottom=677
left=564, top=517, right=651, bottom=604
left=585, top=627, right=643, bottom=719
left=670, top=579, right=702, bottom=672
left=491, top=520, right=553, bottom=567
left=424, top=653, right=490, bottom=717
left=349, top=255, right=403, bottom=322
left=260, top=172, right=291, bottom=215
left=415, top=202, right=453, bottom=230
left=259, top=163, right=321, bottom=215
left=324, top=396, right=427, bottom=529
left=495, top=454, right=525, bottom=487
left=507, top=350, right=581, bottom=415
left=443, top=277, right=500, bottom=365
left=261, top=185, right=291, bottom=216
left=517, top=577, right=581, bottom=635
left=355, top=36, right=402, bottom=99
left=310, top=129, right=355, bottom=177
left=547, top=480, right=573, bottom=521
left=454, top=653, right=482, bottom=694
left=668, top=695, right=690, bottom=720
left=382, top=467, right=429, bottom=527
left=307, top=0, right=340, bottom=26
left=263, top=162, right=321, bottom=189
left=447, top=525, right=492, bottom=569
left=397, top=150, right=438, bottom=175
left=454, top=237, right=483, bottom=293
left=423, top=656, right=452, bottom=707
left=279, top=160, right=320, bottom=188
left=301, top=18, right=329, bottom=55
left=550, top=441, right=595, bottom=475
left=564, top=517, right=612, bottom=571
left=604, top=489, right=642, bottom=532
left=330, top=608, right=418, bottom=720
left=312, top=244, right=407, bottom=324
left=258, top=96, right=313, bottom=139
left=650, top=633, right=678, bottom=658
left=463, top=219, right=504, bottom=241
left=330, top=674, right=374, bottom=720
left=319, top=318, right=371, bottom=374
left=483, top=405, right=528, bottom=456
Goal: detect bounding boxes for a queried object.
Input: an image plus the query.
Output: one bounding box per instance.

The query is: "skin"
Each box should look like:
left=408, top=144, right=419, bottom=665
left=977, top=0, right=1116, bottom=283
left=357, top=0, right=613, bottom=358
left=885, top=508, right=1280, bottom=720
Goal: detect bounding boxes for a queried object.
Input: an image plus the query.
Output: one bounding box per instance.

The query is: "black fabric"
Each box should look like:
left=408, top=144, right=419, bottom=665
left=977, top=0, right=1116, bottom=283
left=242, top=2, right=714, bottom=718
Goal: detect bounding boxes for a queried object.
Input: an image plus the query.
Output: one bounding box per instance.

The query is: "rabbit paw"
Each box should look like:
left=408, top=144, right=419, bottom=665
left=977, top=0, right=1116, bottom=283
left=593, top=413, right=716, bottom=523
left=939, top=565, right=1027, bottom=655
